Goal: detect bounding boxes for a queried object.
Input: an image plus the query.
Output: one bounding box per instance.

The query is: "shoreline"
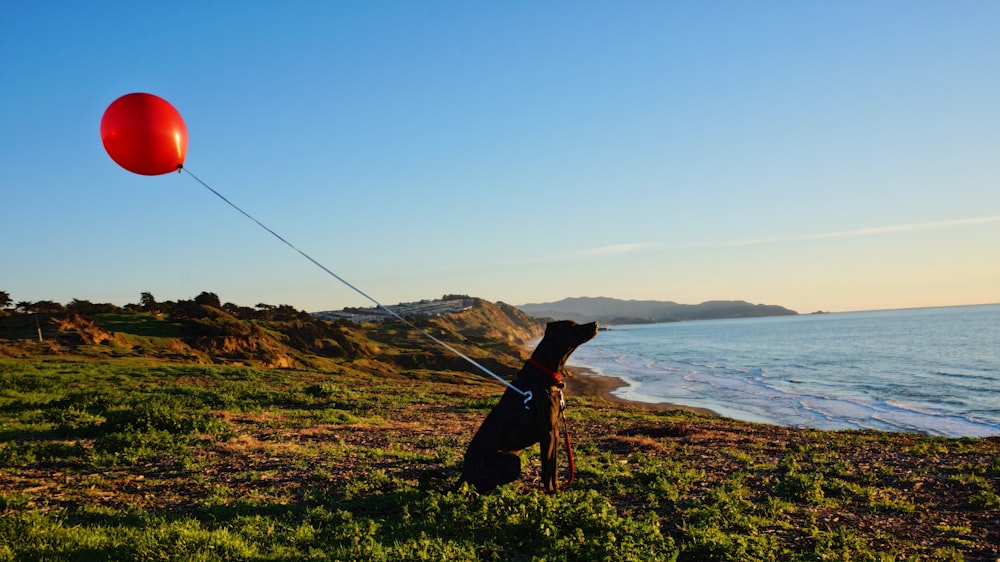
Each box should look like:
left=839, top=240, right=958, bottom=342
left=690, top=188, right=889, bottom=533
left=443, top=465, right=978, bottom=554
left=564, top=365, right=718, bottom=416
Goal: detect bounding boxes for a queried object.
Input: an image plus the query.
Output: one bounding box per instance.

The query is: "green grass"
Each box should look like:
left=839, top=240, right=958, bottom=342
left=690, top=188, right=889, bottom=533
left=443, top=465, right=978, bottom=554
left=93, top=312, right=188, bottom=338
left=2, top=357, right=999, bottom=561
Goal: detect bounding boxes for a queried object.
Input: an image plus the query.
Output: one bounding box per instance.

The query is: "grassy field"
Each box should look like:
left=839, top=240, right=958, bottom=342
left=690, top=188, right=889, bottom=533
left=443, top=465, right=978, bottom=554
left=1, top=357, right=999, bottom=561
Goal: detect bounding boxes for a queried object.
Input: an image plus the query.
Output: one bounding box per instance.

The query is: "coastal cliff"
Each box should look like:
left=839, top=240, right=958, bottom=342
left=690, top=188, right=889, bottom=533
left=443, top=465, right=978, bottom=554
left=0, top=295, right=542, bottom=375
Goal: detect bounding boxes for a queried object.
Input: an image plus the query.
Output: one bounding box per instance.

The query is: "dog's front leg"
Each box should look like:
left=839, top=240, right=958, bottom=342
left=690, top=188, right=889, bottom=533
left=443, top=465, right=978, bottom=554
left=539, top=428, right=559, bottom=492
left=539, top=387, right=563, bottom=492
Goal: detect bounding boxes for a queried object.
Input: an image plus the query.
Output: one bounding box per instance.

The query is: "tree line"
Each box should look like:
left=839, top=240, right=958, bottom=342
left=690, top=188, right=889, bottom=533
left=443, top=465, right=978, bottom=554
left=0, top=290, right=308, bottom=322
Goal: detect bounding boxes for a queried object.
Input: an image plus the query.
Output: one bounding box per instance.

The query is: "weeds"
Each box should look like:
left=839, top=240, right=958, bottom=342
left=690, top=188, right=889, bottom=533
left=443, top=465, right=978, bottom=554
left=1, top=358, right=999, bottom=560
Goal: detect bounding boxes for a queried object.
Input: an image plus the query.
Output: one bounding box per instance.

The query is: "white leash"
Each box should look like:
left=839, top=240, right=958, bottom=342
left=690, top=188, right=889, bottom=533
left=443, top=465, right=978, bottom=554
left=182, top=167, right=533, bottom=407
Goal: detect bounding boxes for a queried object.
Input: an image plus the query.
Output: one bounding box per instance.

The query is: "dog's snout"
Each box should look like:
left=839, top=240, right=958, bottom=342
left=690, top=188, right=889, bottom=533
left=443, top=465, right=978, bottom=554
left=577, top=321, right=599, bottom=342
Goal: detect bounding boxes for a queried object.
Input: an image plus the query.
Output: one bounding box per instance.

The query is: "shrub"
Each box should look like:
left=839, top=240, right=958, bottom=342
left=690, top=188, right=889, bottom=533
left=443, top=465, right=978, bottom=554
left=811, top=526, right=883, bottom=561
left=775, top=471, right=826, bottom=505
left=970, top=488, right=1000, bottom=510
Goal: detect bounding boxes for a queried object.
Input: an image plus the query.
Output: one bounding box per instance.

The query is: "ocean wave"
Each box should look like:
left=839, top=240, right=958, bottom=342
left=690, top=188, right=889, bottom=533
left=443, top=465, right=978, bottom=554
left=569, top=305, right=1000, bottom=437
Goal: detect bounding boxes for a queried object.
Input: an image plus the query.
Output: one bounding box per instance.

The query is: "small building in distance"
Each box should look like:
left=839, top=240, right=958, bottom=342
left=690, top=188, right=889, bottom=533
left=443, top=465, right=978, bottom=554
left=313, top=296, right=474, bottom=323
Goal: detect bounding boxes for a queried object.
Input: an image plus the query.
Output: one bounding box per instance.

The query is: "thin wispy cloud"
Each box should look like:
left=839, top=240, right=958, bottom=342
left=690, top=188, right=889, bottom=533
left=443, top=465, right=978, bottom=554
left=414, top=241, right=659, bottom=276
left=727, top=215, right=1000, bottom=247
left=572, top=242, right=659, bottom=257
left=429, top=217, right=999, bottom=276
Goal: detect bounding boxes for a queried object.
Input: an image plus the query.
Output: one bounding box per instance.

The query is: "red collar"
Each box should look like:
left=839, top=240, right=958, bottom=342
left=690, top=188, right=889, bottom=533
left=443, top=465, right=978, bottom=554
left=528, top=358, right=563, bottom=383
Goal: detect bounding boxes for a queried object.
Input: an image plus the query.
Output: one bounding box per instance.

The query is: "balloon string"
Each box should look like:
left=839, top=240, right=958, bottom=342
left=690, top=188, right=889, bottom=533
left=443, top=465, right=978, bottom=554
left=180, top=167, right=531, bottom=400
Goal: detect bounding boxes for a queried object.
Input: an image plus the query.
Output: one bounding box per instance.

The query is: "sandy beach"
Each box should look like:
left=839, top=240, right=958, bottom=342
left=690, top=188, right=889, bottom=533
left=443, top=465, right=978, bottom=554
left=564, top=365, right=718, bottom=416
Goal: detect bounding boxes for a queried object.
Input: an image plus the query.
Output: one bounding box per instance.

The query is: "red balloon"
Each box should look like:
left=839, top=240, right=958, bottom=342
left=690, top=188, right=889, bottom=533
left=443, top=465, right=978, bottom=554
left=100, top=93, right=188, bottom=176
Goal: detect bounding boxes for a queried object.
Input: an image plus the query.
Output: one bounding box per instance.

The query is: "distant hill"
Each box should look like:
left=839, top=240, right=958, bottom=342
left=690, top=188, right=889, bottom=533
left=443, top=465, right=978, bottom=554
left=517, top=296, right=798, bottom=325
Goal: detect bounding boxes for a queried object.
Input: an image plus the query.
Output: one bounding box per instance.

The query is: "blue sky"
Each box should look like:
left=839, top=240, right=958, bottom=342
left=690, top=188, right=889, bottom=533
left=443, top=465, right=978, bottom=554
left=3, top=2, right=998, bottom=314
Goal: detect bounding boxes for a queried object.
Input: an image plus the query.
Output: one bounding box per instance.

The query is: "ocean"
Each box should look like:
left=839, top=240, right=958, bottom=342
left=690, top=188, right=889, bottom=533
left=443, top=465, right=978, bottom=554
left=568, top=304, right=1000, bottom=438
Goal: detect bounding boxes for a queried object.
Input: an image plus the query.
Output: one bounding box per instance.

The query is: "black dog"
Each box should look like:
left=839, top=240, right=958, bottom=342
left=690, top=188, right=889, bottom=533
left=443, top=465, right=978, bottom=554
left=460, top=320, right=598, bottom=493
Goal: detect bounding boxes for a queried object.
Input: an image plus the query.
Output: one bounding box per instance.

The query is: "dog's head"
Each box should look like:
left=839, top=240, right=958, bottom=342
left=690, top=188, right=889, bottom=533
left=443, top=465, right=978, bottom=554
left=543, top=320, right=599, bottom=349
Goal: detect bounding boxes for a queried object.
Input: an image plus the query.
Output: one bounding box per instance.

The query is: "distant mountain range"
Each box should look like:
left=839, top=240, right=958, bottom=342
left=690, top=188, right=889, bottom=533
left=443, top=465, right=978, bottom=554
left=516, top=297, right=798, bottom=325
